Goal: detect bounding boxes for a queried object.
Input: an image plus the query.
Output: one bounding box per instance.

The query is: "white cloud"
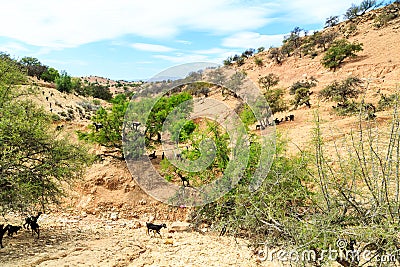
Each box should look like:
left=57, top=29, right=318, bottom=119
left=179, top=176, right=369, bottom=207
left=0, top=0, right=272, bottom=49
left=277, top=0, right=362, bottom=24
left=195, top=48, right=228, bottom=54
left=131, top=43, right=175, bottom=52
left=222, top=32, right=285, bottom=49
left=0, top=42, right=29, bottom=54
left=154, top=54, right=211, bottom=64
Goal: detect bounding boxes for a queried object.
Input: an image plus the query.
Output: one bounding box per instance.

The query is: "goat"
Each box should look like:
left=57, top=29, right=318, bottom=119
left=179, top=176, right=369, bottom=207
left=146, top=222, right=167, bottom=237
left=93, top=122, right=103, bottom=131
left=220, top=224, right=227, bottom=236
left=256, top=124, right=265, bottom=130
left=30, top=221, right=40, bottom=238
left=6, top=225, right=22, bottom=237
left=289, top=114, right=294, bottom=121
left=0, top=224, right=8, bottom=248
left=24, top=212, right=42, bottom=230
left=132, top=121, right=141, bottom=131
left=274, top=118, right=280, bottom=125
left=177, top=173, right=190, bottom=187
left=149, top=151, right=157, bottom=159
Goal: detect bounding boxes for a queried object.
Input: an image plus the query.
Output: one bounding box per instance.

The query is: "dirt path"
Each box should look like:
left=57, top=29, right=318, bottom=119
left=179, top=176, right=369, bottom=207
left=0, top=214, right=275, bottom=267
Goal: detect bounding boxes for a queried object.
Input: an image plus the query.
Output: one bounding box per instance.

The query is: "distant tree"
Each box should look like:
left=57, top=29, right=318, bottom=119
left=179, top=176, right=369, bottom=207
left=268, top=47, right=283, bottom=64
left=321, top=39, right=363, bottom=70
left=289, top=78, right=317, bottom=109
left=71, top=77, right=82, bottom=92
left=41, top=67, right=59, bottom=83
left=91, top=85, right=112, bottom=101
left=242, top=48, right=255, bottom=58
left=325, top=16, right=339, bottom=28
left=19, top=56, right=48, bottom=78
left=257, top=47, right=265, bottom=53
left=55, top=71, right=73, bottom=93
left=223, top=57, right=233, bottom=66
left=264, top=88, right=288, bottom=114
left=254, top=57, right=263, bottom=67
left=236, top=56, right=245, bottom=66
left=258, top=73, right=279, bottom=91
left=282, top=26, right=304, bottom=57
left=314, top=31, right=338, bottom=51
left=319, top=77, right=363, bottom=105
left=344, top=0, right=383, bottom=20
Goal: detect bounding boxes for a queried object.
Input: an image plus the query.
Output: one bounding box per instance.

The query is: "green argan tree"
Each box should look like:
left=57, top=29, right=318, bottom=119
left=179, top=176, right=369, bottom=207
left=321, top=39, right=363, bottom=70
left=0, top=53, right=93, bottom=212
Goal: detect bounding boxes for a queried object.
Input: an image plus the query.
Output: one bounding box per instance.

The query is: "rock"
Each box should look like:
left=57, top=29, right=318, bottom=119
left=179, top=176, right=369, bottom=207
left=164, top=238, right=173, bottom=245
left=170, top=221, right=191, bottom=232
left=132, top=221, right=141, bottom=229
left=110, top=212, right=119, bottom=221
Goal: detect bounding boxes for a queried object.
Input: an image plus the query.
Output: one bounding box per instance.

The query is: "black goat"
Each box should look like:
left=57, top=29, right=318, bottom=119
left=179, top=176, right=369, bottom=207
left=56, top=125, right=64, bottom=131
left=146, top=222, right=167, bottom=237
left=93, top=122, right=103, bottom=131
left=6, top=225, right=22, bottom=237
left=149, top=151, right=157, bottom=159
left=177, top=173, right=190, bottom=187
left=220, top=224, right=227, bottom=236
left=274, top=118, right=280, bottom=125
left=24, top=212, right=42, bottom=230
left=0, top=224, right=8, bottom=248
left=289, top=114, right=294, bottom=121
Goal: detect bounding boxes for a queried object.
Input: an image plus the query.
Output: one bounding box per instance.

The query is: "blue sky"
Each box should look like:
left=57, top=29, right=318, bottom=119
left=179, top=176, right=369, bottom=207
left=0, top=0, right=365, bottom=81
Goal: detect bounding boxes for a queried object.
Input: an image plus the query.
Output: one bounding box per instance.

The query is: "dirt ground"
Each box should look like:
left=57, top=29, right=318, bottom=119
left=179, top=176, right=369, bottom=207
left=0, top=213, right=280, bottom=267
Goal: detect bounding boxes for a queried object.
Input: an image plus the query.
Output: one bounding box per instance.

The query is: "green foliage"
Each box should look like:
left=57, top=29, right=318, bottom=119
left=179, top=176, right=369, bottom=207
left=19, top=56, right=48, bottom=78
left=268, top=47, right=283, bottom=64
left=0, top=53, right=26, bottom=89
left=55, top=71, right=73, bottom=93
left=319, top=76, right=363, bottom=104
left=289, top=78, right=317, bottom=109
left=78, top=93, right=129, bottom=151
left=258, top=73, right=279, bottom=91
left=264, top=88, right=288, bottom=114
left=378, top=93, right=398, bottom=110
left=257, top=46, right=265, bottom=53
left=0, top=55, right=92, bottom=211
left=75, top=81, right=112, bottom=101
left=344, top=0, right=383, bottom=20
left=312, top=31, right=338, bottom=51
left=321, top=39, right=363, bottom=70
left=254, top=57, right=263, bottom=67
left=374, top=10, right=398, bottom=28
left=239, top=104, right=257, bottom=127
left=40, top=67, right=60, bottom=82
